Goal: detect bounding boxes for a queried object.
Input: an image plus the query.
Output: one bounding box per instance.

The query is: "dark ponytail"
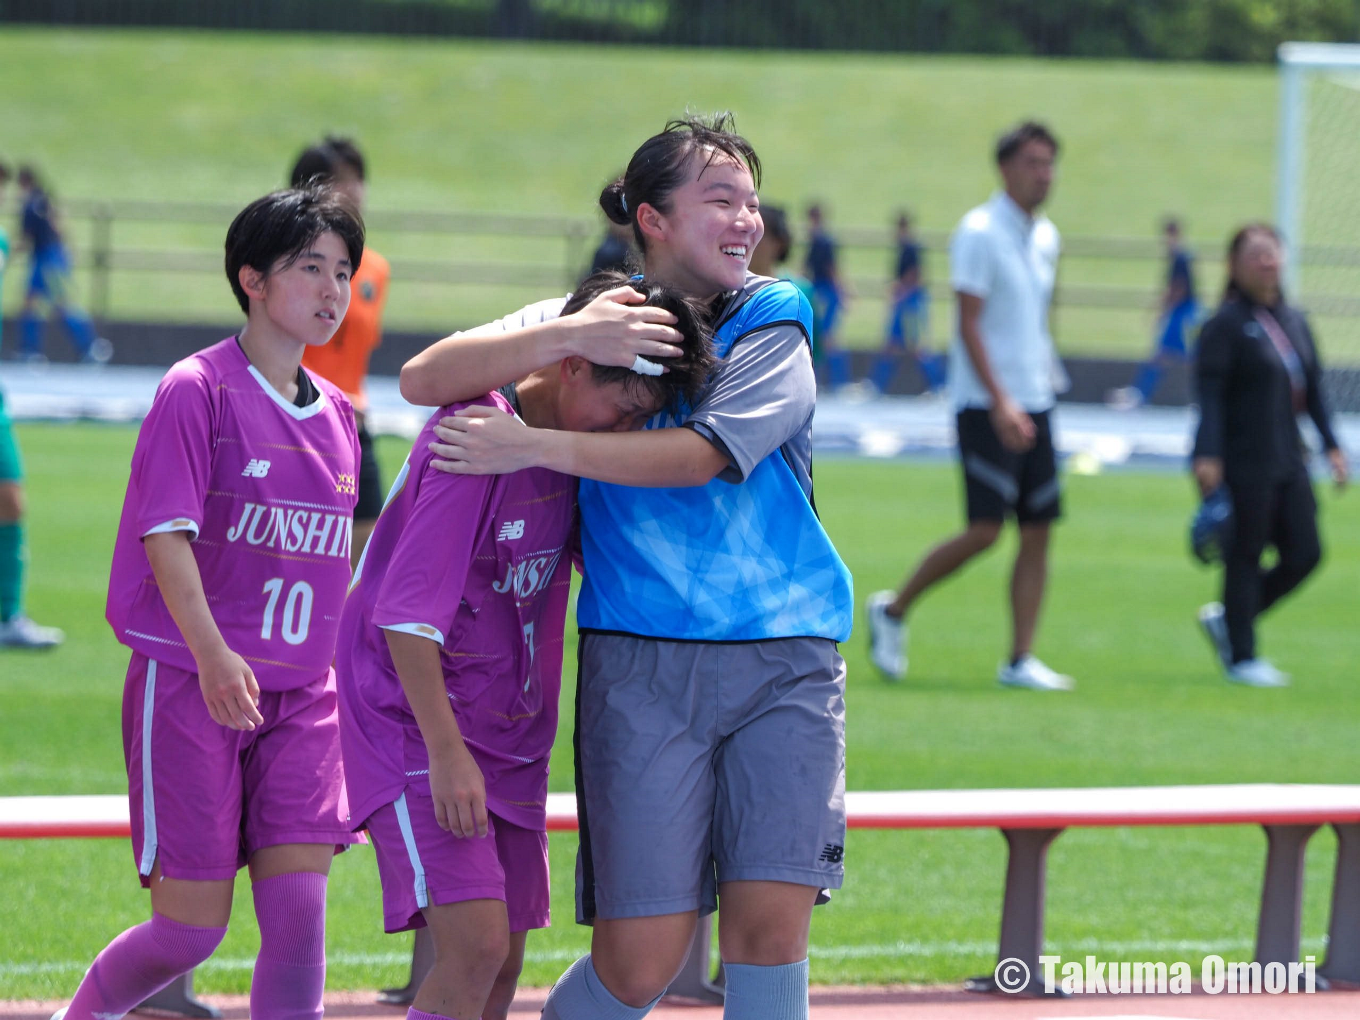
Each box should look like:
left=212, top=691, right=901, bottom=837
left=598, top=113, right=761, bottom=253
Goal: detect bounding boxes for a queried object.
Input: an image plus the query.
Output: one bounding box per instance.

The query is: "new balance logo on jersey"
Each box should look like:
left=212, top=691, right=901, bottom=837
left=498, top=520, right=525, bottom=541
left=242, top=459, right=272, bottom=478
left=818, top=843, right=844, bottom=864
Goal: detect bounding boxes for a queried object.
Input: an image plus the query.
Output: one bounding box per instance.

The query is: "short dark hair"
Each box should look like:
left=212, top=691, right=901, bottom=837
left=0, top=162, right=11, bottom=185
left=224, top=186, right=365, bottom=314
left=16, top=165, right=39, bottom=190
left=760, top=204, right=793, bottom=264
left=1163, top=217, right=1182, bottom=235
left=289, top=136, right=366, bottom=189
left=600, top=113, right=761, bottom=253
left=996, top=121, right=1059, bottom=164
left=560, top=270, right=715, bottom=413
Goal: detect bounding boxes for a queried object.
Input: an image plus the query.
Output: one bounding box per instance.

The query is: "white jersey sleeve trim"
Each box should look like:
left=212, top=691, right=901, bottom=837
left=142, top=518, right=201, bottom=539
left=453, top=297, right=570, bottom=337
left=379, top=621, right=447, bottom=644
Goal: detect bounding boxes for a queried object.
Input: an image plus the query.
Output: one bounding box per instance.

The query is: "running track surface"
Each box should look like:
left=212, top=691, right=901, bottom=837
left=7, top=363, right=1360, bottom=471
left=5, top=987, right=1360, bottom=1019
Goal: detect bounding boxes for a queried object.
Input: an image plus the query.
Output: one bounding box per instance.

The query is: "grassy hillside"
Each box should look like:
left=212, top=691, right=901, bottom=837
left=0, top=28, right=1278, bottom=351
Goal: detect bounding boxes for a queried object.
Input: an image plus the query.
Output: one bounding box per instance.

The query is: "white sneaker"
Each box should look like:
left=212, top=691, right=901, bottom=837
left=0, top=614, right=65, bottom=649
left=839, top=380, right=879, bottom=403
left=50, top=1008, right=68, bottom=1020
left=1197, top=603, right=1231, bottom=668
left=82, top=336, right=114, bottom=365
left=998, top=655, right=1074, bottom=691
left=865, top=590, right=907, bottom=681
left=1105, top=386, right=1143, bottom=411
left=1226, top=658, right=1290, bottom=688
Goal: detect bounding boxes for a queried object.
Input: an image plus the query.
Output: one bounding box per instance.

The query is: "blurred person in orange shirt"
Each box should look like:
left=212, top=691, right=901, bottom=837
left=290, top=137, right=391, bottom=566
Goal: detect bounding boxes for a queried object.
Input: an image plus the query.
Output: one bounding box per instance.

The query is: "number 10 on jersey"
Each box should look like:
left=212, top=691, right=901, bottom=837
left=261, top=578, right=314, bottom=645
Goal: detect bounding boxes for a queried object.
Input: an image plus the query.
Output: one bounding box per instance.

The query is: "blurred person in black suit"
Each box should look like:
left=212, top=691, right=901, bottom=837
left=1191, top=223, right=1347, bottom=687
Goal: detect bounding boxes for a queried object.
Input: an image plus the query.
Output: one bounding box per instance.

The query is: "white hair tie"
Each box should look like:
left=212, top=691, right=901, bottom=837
left=621, top=193, right=629, bottom=214
left=631, top=355, right=663, bottom=377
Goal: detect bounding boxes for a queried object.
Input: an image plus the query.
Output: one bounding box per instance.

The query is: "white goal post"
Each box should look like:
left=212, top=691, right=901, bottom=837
left=1277, top=42, right=1360, bottom=400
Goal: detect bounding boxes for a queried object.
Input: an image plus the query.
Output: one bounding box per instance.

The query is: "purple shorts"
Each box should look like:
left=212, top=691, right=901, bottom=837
left=364, top=789, right=550, bottom=934
left=123, top=652, right=359, bottom=886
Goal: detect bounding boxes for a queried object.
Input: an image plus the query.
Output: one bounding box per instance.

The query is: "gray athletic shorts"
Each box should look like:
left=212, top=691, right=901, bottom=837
left=573, top=632, right=847, bottom=924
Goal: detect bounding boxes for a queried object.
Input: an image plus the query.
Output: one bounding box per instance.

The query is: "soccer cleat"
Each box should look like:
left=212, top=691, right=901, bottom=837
left=49, top=1009, right=67, bottom=1020
left=998, top=655, right=1074, bottom=691
left=865, top=590, right=907, bottom=681
left=1225, top=658, right=1290, bottom=688
left=0, top=614, right=65, bottom=649
left=1197, top=602, right=1232, bottom=669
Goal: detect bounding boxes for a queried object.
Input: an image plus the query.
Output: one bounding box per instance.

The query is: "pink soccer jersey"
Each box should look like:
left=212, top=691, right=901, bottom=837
left=108, top=338, right=360, bottom=690
left=336, top=393, right=576, bottom=833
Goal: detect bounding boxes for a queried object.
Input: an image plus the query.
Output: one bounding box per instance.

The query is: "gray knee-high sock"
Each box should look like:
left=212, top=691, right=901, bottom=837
left=722, top=960, right=809, bottom=1020
left=540, top=955, right=661, bottom=1020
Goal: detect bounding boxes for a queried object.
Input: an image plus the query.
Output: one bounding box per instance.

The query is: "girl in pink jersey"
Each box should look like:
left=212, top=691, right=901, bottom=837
left=336, top=271, right=713, bottom=1020
left=57, top=187, right=365, bottom=1020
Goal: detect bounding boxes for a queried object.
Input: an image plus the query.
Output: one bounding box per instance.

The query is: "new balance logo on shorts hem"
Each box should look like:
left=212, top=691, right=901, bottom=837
left=818, top=843, right=844, bottom=864
left=497, top=519, right=525, bottom=541
left=242, top=458, right=271, bottom=478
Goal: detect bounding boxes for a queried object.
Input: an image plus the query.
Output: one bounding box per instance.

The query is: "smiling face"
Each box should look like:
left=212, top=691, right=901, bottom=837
left=637, top=153, right=764, bottom=301
left=249, top=230, right=353, bottom=346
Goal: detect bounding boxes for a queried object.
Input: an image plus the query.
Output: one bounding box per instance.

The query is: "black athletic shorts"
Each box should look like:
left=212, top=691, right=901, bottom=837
left=956, top=408, right=1061, bottom=524
left=355, top=421, right=384, bottom=522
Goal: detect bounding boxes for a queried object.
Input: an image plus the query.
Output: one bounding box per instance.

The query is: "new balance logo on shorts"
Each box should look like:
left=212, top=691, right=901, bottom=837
left=241, top=459, right=271, bottom=478
left=819, top=843, right=844, bottom=864
left=497, top=519, right=525, bottom=541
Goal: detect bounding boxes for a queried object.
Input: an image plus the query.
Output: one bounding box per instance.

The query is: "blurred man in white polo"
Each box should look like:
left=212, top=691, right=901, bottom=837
left=867, top=121, right=1072, bottom=691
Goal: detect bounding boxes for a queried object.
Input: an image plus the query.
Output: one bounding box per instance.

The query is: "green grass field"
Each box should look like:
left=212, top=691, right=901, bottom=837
left=0, top=27, right=1293, bottom=356
left=2, top=422, right=1357, bottom=997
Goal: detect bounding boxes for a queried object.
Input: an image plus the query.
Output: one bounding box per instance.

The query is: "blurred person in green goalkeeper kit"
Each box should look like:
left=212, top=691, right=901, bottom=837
left=0, top=160, right=64, bottom=649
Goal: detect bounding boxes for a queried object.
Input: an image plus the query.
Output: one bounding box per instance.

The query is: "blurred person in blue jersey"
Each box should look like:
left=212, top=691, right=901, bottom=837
left=805, top=202, right=851, bottom=388
left=14, top=166, right=111, bottom=365
left=0, top=161, right=64, bottom=648
left=870, top=210, right=945, bottom=395
left=1110, top=218, right=1199, bottom=409
left=866, top=121, right=1071, bottom=691
left=586, top=217, right=637, bottom=279
left=1191, top=223, right=1347, bottom=687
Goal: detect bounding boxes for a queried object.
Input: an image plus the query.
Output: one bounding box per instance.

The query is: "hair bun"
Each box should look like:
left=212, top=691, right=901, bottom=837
left=599, top=178, right=630, bottom=225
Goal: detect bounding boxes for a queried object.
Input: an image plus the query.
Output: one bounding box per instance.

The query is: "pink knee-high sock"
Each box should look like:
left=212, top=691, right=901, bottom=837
left=65, top=913, right=227, bottom=1020
left=250, top=872, right=329, bottom=1020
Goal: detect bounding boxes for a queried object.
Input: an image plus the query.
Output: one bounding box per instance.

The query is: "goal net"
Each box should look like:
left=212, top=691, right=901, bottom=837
left=1278, top=42, right=1360, bottom=411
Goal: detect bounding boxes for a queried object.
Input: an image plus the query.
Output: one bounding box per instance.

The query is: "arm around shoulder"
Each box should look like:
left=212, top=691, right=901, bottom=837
left=530, top=424, right=730, bottom=488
